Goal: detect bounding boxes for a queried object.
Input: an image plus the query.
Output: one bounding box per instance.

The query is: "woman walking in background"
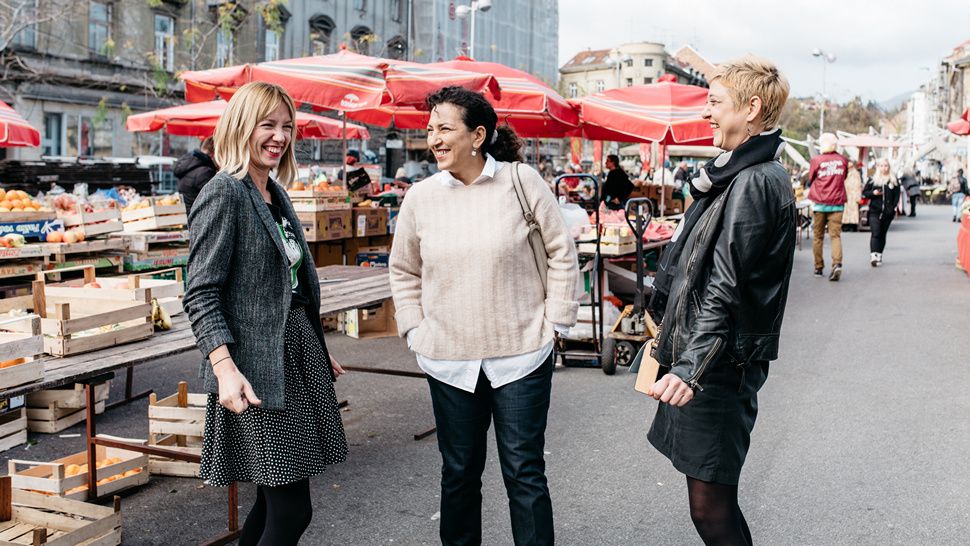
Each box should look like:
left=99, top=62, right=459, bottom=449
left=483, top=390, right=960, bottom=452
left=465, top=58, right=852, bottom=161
left=184, top=82, right=347, bottom=545
left=842, top=160, right=863, bottom=231
left=390, top=86, right=579, bottom=546
left=862, top=158, right=901, bottom=267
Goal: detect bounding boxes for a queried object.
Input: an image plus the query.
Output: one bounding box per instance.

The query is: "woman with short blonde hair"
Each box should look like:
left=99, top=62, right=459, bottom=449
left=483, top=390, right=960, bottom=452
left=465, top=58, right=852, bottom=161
left=647, top=56, right=795, bottom=545
left=184, top=81, right=347, bottom=545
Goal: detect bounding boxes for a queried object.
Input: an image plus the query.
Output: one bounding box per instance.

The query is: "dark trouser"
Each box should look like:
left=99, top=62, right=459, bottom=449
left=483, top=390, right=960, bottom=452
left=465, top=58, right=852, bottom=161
left=427, top=354, right=555, bottom=546
left=909, top=194, right=918, bottom=216
left=869, top=212, right=893, bottom=253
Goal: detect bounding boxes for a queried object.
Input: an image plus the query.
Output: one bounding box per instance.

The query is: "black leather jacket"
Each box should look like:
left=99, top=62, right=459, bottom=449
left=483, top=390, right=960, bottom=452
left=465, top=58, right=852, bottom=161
left=653, top=161, right=796, bottom=390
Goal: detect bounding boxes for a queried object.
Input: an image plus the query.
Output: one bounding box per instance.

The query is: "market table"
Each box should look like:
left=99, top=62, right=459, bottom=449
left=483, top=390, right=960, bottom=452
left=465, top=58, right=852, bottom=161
left=0, top=265, right=391, bottom=546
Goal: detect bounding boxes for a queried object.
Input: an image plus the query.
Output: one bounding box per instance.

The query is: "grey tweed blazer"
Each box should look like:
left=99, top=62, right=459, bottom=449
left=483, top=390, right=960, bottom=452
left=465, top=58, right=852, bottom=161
left=183, top=171, right=329, bottom=411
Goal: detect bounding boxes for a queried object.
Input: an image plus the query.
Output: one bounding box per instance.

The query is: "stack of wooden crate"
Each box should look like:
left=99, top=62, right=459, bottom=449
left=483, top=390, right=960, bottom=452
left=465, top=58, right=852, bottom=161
left=25, top=382, right=110, bottom=434
left=146, top=382, right=205, bottom=478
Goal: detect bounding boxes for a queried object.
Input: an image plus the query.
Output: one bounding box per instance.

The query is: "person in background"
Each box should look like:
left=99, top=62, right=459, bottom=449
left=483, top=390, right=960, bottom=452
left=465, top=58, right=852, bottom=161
left=183, top=82, right=347, bottom=545
left=807, top=132, right=848, bottom=281
left=673, top=160, right=691, bottom=192
left=602, top=154, right=634, bottom=210
left=842, top=160, right=863, bottom=231
left=948, top=168, right=968, bottom=222
left=900, top=170, right=920, bottom=217
left=392, top=167, right=413, bottom=190
left=175, top=136, right=218, bottom=217
left=862, top=158, right=901, bottom=267
left=390, top=86, right=579, bottom=546
left=338, top=150, right=372, bottom=192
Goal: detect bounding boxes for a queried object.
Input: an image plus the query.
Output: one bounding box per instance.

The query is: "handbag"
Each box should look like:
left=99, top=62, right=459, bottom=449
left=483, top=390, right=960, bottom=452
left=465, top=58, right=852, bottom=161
left=510, top=162, right=549, bottom=292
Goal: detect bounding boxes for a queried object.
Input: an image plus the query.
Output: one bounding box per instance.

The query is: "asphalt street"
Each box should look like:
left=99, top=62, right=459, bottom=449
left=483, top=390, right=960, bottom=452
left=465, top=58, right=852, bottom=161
left=3, top=204, right=968, bottom=545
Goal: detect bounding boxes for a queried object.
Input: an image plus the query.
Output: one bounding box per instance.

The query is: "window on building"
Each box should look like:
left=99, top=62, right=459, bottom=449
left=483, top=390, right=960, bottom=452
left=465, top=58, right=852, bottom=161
left=644, top=58, right=654, bottom=67
left=154, top=15, right=175, bottom=71
left=568, top=82, right=577, bottom=98
left=93, top=118, right=113, bottom=157
left=391, top=0, right=402, bottom=22
left=626, top=78, right=633, bottom=87
left=350, top=26, right=372, bottom=55
left=596, top=80, right=605, bottom=93
left=42, top=113, right=63, bottom=156
left=386, top=35, right=407, bottom=60
left=88, top=1, right=112, bottom=56
left=625, top=58, right=633, bottom=67
left=11, top=1, right=37, bottom=49
left=309, top=14, right=335, bottom=56
left=265, top=28, right=280, bottom=61
left=66, top=116, right=93, bottom=157
left=216, top=28, right=234, bottom=67
left=644, top=77, right=653, bottom=84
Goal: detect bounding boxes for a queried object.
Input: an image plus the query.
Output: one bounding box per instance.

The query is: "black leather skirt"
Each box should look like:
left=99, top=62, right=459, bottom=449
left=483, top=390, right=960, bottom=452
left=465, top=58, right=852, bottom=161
left=647, top=359, right=769, bottom=485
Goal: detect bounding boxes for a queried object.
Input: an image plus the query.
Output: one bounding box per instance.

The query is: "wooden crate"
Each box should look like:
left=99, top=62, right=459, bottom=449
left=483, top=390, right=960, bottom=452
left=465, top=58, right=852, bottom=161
left=147, top=382, right=205, bottom=478
left=0, top=275, right=153, bottom=357
left=9, top=442, right=149, bottom=501
left=43, top=238, right=126, bottom=263
left=110, top=230, right=189, bottom=253
left=287, top=188, right=347, bottom=199
left=25, top=382, right=110, bottom=434
left=121, top=197, right=187, bottom=233
left=0, top=245, right=50, bottom=261
left=58, top=209, right=124, bottom=238
left=291, top=198, right=352, bottom=212
left=0, top=260, right=45, bottom=280
left=45, top=266, right=184, bottom=317
left=0, top=211, right=55, bottom=223
left=0, top=476, right=123, bottom=546
left=0, top=315, right=44, bottom=391
left=0, top=408, right=27, bottom=453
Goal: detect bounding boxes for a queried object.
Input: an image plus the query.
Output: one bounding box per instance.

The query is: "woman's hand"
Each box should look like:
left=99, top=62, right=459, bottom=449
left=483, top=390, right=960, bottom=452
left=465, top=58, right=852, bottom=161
left=213, top=359, right=262, bottom=414
left=330, top=355, right=346, bottom=381
left=650, top=373, right=694, bottom=407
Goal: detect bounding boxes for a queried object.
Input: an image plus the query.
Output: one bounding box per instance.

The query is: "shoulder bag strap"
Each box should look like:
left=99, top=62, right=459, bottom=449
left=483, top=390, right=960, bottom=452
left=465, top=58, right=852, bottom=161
left=510, top=162, right=549, bottom=292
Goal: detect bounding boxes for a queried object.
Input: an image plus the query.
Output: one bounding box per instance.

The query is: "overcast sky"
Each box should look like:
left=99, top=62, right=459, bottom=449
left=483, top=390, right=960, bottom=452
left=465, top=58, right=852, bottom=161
left=558, top=0, right=970, bottom=105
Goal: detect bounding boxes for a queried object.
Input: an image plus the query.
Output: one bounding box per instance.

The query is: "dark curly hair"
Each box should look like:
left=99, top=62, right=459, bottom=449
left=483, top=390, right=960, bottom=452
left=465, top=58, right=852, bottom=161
left=425, top=86, right=524, bottom=163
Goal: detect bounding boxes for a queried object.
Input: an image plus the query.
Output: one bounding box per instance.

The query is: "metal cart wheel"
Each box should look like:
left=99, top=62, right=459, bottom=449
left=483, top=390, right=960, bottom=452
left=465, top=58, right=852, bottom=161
left=601, top=337, right=617, bottom=375
left=615, top=340, right=638, bottom=367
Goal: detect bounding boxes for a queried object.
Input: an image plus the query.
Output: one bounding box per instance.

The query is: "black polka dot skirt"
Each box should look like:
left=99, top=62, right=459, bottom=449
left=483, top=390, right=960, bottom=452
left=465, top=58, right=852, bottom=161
left=200, top=306, right=348, bottom=487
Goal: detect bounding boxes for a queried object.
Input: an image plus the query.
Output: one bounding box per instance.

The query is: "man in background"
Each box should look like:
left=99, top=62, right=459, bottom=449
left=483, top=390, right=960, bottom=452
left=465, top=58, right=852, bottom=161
left=808, top=132, right=848, bottom=281
left=174, top=136, right=217, bottom=218
left=601, top=154, right=634, bottom=210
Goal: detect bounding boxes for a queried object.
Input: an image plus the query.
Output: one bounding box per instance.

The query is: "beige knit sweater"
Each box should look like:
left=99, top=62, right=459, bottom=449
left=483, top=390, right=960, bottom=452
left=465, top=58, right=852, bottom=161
left=389, top=161, right=579, bottom=360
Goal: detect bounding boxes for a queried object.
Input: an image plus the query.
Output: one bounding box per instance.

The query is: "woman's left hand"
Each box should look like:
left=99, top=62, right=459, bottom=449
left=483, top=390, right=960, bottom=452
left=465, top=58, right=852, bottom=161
left=651, top=373, right=694, bottom=407
left=330, top=355, right=346, bottom=381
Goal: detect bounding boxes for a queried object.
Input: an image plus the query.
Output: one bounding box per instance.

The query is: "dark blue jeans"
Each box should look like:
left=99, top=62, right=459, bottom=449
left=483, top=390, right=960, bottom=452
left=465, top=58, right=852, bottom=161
left=427, top=354, right=555, bottom=546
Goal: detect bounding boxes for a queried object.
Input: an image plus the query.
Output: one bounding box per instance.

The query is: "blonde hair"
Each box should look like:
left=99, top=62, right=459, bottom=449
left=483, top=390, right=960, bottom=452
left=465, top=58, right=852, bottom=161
left=213, top=82, right=298, bottom=187
left=710, top=56, right=790, bottom=131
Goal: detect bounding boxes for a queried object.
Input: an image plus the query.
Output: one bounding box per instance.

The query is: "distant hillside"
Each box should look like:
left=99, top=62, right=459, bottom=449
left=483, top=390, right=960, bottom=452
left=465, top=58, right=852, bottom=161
left=779, top=96, right=888, bottom=141
left=880, top=90, right=914, bottom=112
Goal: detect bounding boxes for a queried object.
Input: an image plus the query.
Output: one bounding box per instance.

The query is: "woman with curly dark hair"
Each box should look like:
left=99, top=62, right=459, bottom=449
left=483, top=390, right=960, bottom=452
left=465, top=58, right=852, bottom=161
left=390, top=86, right=580, bottom=545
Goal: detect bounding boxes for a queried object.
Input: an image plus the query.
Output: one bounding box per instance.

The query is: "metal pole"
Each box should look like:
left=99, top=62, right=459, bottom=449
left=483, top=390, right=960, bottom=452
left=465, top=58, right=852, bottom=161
left=406, top=0, right=413, bottom=61
left=342, top=112, right=348, bottom=188
left=820, top=61, right=826, bottom=133
left=469, top=2, right=476, bottom=58
left=659, top=144, right=666, bottom=215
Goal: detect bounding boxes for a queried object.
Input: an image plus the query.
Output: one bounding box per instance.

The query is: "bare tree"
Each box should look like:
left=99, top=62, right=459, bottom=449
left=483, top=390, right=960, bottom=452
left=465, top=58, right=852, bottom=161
left=0, top=0, right=73, bottom=52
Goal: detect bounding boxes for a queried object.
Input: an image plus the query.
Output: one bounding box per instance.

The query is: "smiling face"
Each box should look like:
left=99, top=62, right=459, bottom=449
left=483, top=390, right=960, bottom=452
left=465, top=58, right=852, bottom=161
left=248, top=101, right=293, bottom=175
left=427, top=102, right=485, bottom=173
left=703, top=80, right=761, bottom=151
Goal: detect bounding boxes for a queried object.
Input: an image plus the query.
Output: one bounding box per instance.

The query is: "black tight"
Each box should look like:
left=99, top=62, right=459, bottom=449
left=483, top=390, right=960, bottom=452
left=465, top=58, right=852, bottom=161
left=686, top=477, right=752, bottom=546
left=239, top=478, right=313, bottom=546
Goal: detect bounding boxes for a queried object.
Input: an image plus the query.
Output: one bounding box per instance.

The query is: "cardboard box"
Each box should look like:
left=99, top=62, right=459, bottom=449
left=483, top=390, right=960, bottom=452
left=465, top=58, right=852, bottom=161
left=353, top=207, right=388, bottom=237
left=298, top=210, right=352, bottom=242
left=344, top=300, right=396, bottom=339
left=310, top=242, right=345, bottom=266
left=356, top=251, right=389, bottom=268
left=388, top=208, right=400, bottom=234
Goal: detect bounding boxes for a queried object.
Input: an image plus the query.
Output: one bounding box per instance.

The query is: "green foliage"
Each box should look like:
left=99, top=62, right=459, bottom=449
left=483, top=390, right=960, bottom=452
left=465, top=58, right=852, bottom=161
left=779, top=97, right=887, bottom=141
left=146, top=0, right=163, bottom=7
left=146, top=52, right=171, bottom=96
left=120, top=102, right=133, bottom=124
left=93, top=97, right=109, bottom=125
left=257, top=0, right=288, bottom=34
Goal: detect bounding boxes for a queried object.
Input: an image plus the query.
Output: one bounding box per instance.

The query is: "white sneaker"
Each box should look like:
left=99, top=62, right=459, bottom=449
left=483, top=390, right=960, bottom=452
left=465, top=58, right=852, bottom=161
left=876, top=253, right=883, bottom=266
left=870, top=253, right=878, bottom=267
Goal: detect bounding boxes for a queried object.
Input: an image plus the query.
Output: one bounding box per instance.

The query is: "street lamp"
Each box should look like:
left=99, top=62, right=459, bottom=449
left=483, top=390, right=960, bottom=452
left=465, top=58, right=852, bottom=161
left=812, top=48, right=837, bottom=133
left=455, top=0, right=491, bottom=59
left=607, top=52, right=631, bottom=88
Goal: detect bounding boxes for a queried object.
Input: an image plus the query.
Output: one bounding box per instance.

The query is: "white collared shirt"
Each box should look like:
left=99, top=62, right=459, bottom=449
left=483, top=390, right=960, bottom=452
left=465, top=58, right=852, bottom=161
left=407, top=154, right=566, bottom=393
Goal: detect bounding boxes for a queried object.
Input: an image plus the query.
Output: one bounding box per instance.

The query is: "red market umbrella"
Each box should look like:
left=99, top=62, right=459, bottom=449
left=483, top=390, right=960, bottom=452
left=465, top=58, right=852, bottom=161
left=0, top=100, right=40, bottom=148
left=179, top=49, right=500, bottom=113
left=569, top=81, right=713, bottom=213
left=569, top=81, right=713, bottom=145
left=947, top=108, right=970, bottom=136
left=125, top=100, right=370, bottom=140
left=347, top=56, right=579, bottom=137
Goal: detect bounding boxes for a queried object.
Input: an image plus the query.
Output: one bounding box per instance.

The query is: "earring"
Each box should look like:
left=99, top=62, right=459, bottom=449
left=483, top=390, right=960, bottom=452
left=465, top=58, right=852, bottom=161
left=471, top=148, right=477, bottom=157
